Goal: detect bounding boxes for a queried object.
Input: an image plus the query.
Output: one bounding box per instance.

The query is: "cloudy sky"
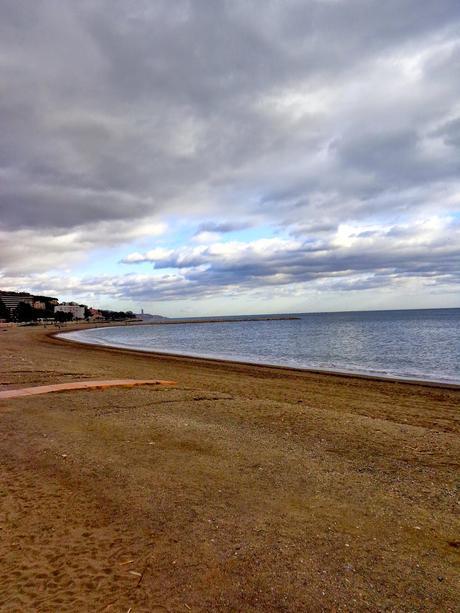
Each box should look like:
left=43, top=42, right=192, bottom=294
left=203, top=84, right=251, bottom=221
left=1, top=0, right=459, bottom=316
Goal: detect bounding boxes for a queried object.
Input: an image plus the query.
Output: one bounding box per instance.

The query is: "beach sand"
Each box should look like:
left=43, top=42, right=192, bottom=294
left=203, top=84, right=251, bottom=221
left=0, top=324, right=459, bottom=611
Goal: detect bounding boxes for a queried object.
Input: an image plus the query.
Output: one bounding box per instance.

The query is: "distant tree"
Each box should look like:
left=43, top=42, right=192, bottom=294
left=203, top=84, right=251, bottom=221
left=14, top=302, right=35, bottom=322
left=0, top=299, right=10, bottom=321
left=99, top=309, right=134, bottom=321
left=34, top=295, right=58, bottom=304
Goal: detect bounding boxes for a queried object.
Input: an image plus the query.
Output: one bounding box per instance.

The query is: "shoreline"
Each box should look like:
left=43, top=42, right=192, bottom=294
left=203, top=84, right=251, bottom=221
left=54, top=325, right=460, bottom=391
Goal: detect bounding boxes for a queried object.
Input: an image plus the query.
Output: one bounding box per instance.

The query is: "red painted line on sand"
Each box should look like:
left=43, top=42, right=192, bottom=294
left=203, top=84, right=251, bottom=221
left=0, top=379, right=176, bottom=400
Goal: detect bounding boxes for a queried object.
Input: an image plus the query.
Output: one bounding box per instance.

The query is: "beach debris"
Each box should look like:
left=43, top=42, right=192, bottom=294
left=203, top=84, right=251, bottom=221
left=120, top=559, right=134, bottom=565
left=137, top=565, right=149, bottom=587
left=61, top=453, right=67, bottom=458
left=129, top=571, right=142, bottom=577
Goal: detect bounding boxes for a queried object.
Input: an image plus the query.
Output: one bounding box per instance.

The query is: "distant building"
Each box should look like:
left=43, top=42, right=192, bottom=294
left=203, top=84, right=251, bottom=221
left=0, top=291, right=34, bottom=313
left=0, top=291, right=61, bottom=315
left=88, top=307, right=104, bottom=320
left=54, top=304, right=85, bottom=320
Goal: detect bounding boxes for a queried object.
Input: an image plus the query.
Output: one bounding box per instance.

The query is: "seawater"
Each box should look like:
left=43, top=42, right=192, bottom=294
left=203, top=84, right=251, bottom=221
left=60, top=308, right=460, bottom=384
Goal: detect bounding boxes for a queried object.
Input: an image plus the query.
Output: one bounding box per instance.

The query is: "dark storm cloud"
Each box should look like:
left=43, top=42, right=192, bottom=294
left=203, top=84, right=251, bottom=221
left=0, top=0, right=459, bottom=300
left=434, top=116, right=460, bottom=149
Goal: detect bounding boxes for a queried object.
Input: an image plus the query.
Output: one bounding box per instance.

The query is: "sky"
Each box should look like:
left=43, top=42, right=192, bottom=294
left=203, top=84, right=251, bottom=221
left=1, top=0, right=459, bottom=317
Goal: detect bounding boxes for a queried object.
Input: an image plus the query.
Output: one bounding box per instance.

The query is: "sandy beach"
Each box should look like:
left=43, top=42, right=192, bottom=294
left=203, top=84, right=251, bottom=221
left=0, top=324, right=459, bottom=612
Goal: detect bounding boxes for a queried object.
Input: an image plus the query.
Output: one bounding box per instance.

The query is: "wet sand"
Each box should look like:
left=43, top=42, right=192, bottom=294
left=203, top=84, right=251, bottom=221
left=0, top=324, right=459, bottom=611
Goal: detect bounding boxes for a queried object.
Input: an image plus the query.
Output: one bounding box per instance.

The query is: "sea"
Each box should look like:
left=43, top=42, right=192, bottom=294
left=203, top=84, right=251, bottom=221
left=60, top=308, right=460, bottom=385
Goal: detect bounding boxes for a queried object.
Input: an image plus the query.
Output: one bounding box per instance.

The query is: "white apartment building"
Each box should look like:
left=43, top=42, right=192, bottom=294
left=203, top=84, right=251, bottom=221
left=54, top=304, right=85, bottom=319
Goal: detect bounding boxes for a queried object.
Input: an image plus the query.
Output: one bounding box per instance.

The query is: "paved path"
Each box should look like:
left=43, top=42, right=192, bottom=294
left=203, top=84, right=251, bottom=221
left=0, top=379, right=176, bottom=400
